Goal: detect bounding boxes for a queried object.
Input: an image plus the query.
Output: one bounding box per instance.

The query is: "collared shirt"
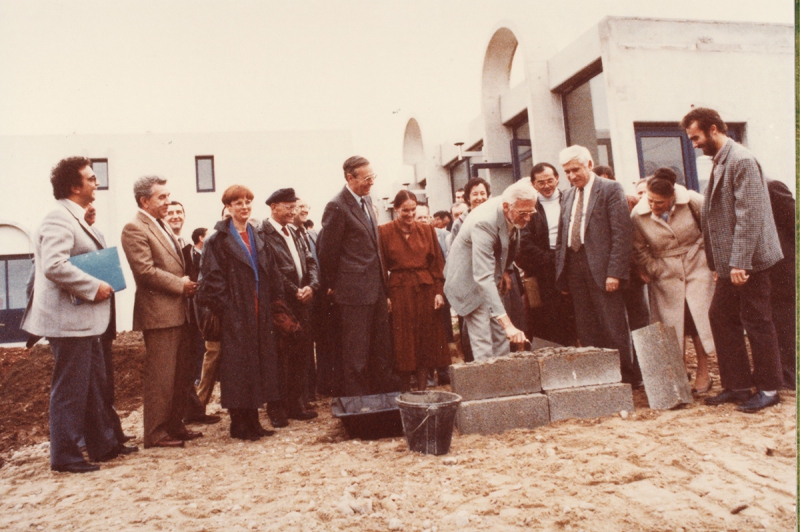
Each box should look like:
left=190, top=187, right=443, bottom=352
left=346, top=184, right=372, bottom=220
left=567, top=173, right=596, bottom=248
left=539, top=189, right=561, bottom=250
left=138, top=208, right=176, bottom=248
left=268, top=217, right=303, bottom=283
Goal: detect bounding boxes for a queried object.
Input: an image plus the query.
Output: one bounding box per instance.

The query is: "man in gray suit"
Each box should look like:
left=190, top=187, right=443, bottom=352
left=22, top=157, right=135, bottom=473
left=317, top=156, right=396, bottom=396
left=554, top=146, right=641, bottom=385
left=444, top=179, right=533, bottom=360
left=682, top=108, right=784, bottom=412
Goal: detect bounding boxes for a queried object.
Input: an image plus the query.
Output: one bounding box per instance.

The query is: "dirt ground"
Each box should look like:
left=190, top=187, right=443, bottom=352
left=0, top=333, right=795, bottom=531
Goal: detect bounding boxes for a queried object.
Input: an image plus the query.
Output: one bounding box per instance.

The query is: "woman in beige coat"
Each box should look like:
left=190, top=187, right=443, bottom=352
left=631, top=168, right=716, bottom=393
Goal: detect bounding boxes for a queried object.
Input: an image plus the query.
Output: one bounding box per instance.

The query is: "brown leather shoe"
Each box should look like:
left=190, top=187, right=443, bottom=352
left=173, top=429, right=203, bottom=441
left=144, top=438, right=185, bottom=449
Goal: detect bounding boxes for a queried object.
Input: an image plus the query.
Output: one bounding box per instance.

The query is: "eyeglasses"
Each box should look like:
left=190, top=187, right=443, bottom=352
left=510, top=206, right=536, bottom=217
left=229, top=199, right=252, bottom=208
left=353, top=174, right=377, bottom=183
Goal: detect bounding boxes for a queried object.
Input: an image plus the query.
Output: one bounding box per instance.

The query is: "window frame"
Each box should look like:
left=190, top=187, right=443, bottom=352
left=90, top=158, right=109, bottom=190
left=195, top=155, right=216, bottom=193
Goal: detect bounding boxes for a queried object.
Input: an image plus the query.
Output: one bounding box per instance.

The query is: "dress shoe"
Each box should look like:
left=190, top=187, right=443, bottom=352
left=119, top=434, right=135, bottom=444
left=705, top=388, right=751, bottom=406
left=303, top=402, right=318, bottom=411
left=184, top=414, right=222, bottom=425
left=737, top=391, right=780, bottom=413
left=97, top=444, right=139, bottom=462
left=692, top=376, right=713, bottom=395
left=52, top=460, right=100, bottom=473
left=144, top=438, right=185, bottom=449
left=173, top=429, right=203, bottom=441
left=269, top=414, right=289, bottom=428
left=287, top=408, right=318, bottom=421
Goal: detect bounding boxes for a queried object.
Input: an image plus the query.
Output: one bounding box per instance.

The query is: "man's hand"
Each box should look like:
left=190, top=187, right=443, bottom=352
left=182, top=276, right=198, bottom=296
left=93, top=281, right=114, bottom=302
left=387, top=298, right=392, bottom=313
left=434, top=294, right=444, bottom=310
left=605, top=277, right=620, bottom=292
left=498, top=314, right=527, bottom=344
left=498, top=271, right=512, bottom=296
left=730, top=268, right=749, bottom=286
left=296, top=286, right=313, bottom=304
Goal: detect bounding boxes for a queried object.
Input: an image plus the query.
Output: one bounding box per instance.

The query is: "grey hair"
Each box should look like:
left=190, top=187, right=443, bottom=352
left=502, top=177, right=538, bottom=204
left=559, top=145, right=593, bottom=166
left=133, top=175, right=167, bottom=207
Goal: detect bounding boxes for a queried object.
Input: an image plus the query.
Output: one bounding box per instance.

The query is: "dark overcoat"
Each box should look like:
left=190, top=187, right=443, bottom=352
left=196, top=219, right=284, bottom=409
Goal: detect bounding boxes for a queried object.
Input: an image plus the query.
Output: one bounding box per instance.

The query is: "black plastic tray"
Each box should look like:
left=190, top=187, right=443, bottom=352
left=330, top=392, right=404, bottom=440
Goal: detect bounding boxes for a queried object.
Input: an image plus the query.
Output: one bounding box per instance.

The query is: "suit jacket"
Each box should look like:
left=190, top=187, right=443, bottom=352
left=766, top=179, right=795, bottom=301
left=182, top=244, right=202, bottom=283
left=555, top=174, right=633, bottom=291
left=121, top=211, right=188, bottom=331
left=21, top=199, right=111, bottom=337
left=444, top=197, right=515, bottom=318
left=701, top=139, right=783, bottom=276
left=516, top=195, right=561, bottom=300
left=317, top=186, right=384, bottom=305
left=259, top=219, right=321, bottom=298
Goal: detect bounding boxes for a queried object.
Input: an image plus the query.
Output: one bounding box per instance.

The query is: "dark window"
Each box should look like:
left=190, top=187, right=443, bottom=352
left=449, top=159, right=471, bottom=202
left=196, top=156, right=215, bottom=193
left=634, top=123, right=744, bottom=192
left=0, top=255, right=34, bottom=343
left=91, top=159, right=109, bottom=190
left=509, top=114, right=532, bottom=182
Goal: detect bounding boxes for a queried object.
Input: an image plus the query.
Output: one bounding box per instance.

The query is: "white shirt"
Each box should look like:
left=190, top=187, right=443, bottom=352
left=539, top=189, right=561, bottom=250
left=567, top=173, right=596, bottom=248
left=268, top=217, right=303, bottom=284
left=346, top=184, right=372, bottom=220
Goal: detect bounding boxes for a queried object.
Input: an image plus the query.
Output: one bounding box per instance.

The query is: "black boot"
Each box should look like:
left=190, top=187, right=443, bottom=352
left=229, top=409, right=257, bottom=441
left=247, top=408, right=274, bottom=437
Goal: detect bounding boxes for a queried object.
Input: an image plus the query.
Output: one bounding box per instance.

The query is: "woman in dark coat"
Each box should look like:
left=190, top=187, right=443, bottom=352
left=196, top=185, right=285, bottom=440
left=379, top=190, right=450, bottom=391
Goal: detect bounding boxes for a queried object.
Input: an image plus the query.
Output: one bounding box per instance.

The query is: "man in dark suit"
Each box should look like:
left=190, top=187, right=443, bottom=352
left=765, top=180, right=796, bottom=390
left=682, top=108, right=784, bottom=412
left=121, top=175, right=202, bottom=448
left=516, top=162, right=576, bottom=346
left=554, top=145, right=640, bottom=385
left=22, top=157, right=135, bottom=472
left=260, top=188, right=320, bottom=425
left=180, top=227, right=221, bottom=425
left=317, top=156, right=396, bottom=396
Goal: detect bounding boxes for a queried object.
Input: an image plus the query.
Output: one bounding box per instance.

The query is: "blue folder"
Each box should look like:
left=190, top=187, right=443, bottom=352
left=68, top=246, right=127, bottom=292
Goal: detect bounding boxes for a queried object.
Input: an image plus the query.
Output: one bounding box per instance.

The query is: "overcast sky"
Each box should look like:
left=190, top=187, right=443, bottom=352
left=0, top=0, right=792, bottom=198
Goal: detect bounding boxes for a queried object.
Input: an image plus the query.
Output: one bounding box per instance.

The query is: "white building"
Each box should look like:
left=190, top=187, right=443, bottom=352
left=400, top=17, right=794, bottom=215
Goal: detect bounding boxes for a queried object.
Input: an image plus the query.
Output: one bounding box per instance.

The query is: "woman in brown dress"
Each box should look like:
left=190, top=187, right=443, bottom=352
left=379, top=190, right=450, bottom=391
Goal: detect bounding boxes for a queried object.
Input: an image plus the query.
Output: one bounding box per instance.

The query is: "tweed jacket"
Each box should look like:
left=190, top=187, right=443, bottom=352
left=554, top=174, right=633, bottom=291
left=317, top=186, right=384, bottom=306
left=443, top=197, right=515, bottom=318
left=121, top=211, right=188, bottom=331
left=21, top=199, right=111, bottom=337
left=701, top=139, right=783, bottom=276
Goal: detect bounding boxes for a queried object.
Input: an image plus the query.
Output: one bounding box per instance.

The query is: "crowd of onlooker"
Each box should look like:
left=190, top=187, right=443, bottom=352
left=23, top=107, right=795, bottom=473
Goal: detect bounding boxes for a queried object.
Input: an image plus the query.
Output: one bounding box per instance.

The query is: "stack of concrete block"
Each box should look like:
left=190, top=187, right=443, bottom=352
left=450, top=347, right=634, bottom=435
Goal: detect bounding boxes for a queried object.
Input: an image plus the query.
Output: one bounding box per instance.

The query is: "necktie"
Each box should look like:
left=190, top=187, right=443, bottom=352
left=570, top=187, right=584, bottom=252
left=362, top=198, right=374, bottom=227
left=505, top=228, right=519, bottom=270
left=282, top=226, right=289, bottom=236
left=157, top=219, right=181, bottom=255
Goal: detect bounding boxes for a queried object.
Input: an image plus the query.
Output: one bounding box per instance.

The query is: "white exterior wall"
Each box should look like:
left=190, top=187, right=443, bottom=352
left=0, top=130, right=353, bottom=335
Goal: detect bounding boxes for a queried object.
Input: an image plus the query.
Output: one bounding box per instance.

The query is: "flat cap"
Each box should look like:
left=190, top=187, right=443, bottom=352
left=266, top=188, right=299, bottom=205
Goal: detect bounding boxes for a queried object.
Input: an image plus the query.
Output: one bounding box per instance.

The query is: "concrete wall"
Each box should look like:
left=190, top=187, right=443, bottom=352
left=0, top=130, right=354, bottom=336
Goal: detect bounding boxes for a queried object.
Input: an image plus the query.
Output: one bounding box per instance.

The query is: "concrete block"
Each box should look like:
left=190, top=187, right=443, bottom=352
left=449, top=354, right=542, bottom=401
left=456, top=393, right=550, bottom=435
left=532, top=347, right=621, bottom=391
left=547, top=383, right=634, bottom=421
left=631, top=322, right=693, bottom=409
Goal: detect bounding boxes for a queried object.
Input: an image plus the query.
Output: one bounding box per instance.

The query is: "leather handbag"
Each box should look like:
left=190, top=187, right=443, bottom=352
left=522, top=274, right=542, bottom=309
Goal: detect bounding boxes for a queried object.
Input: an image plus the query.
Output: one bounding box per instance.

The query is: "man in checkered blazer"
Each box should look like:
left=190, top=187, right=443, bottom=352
left=681, top=108, right=784, bottom=413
